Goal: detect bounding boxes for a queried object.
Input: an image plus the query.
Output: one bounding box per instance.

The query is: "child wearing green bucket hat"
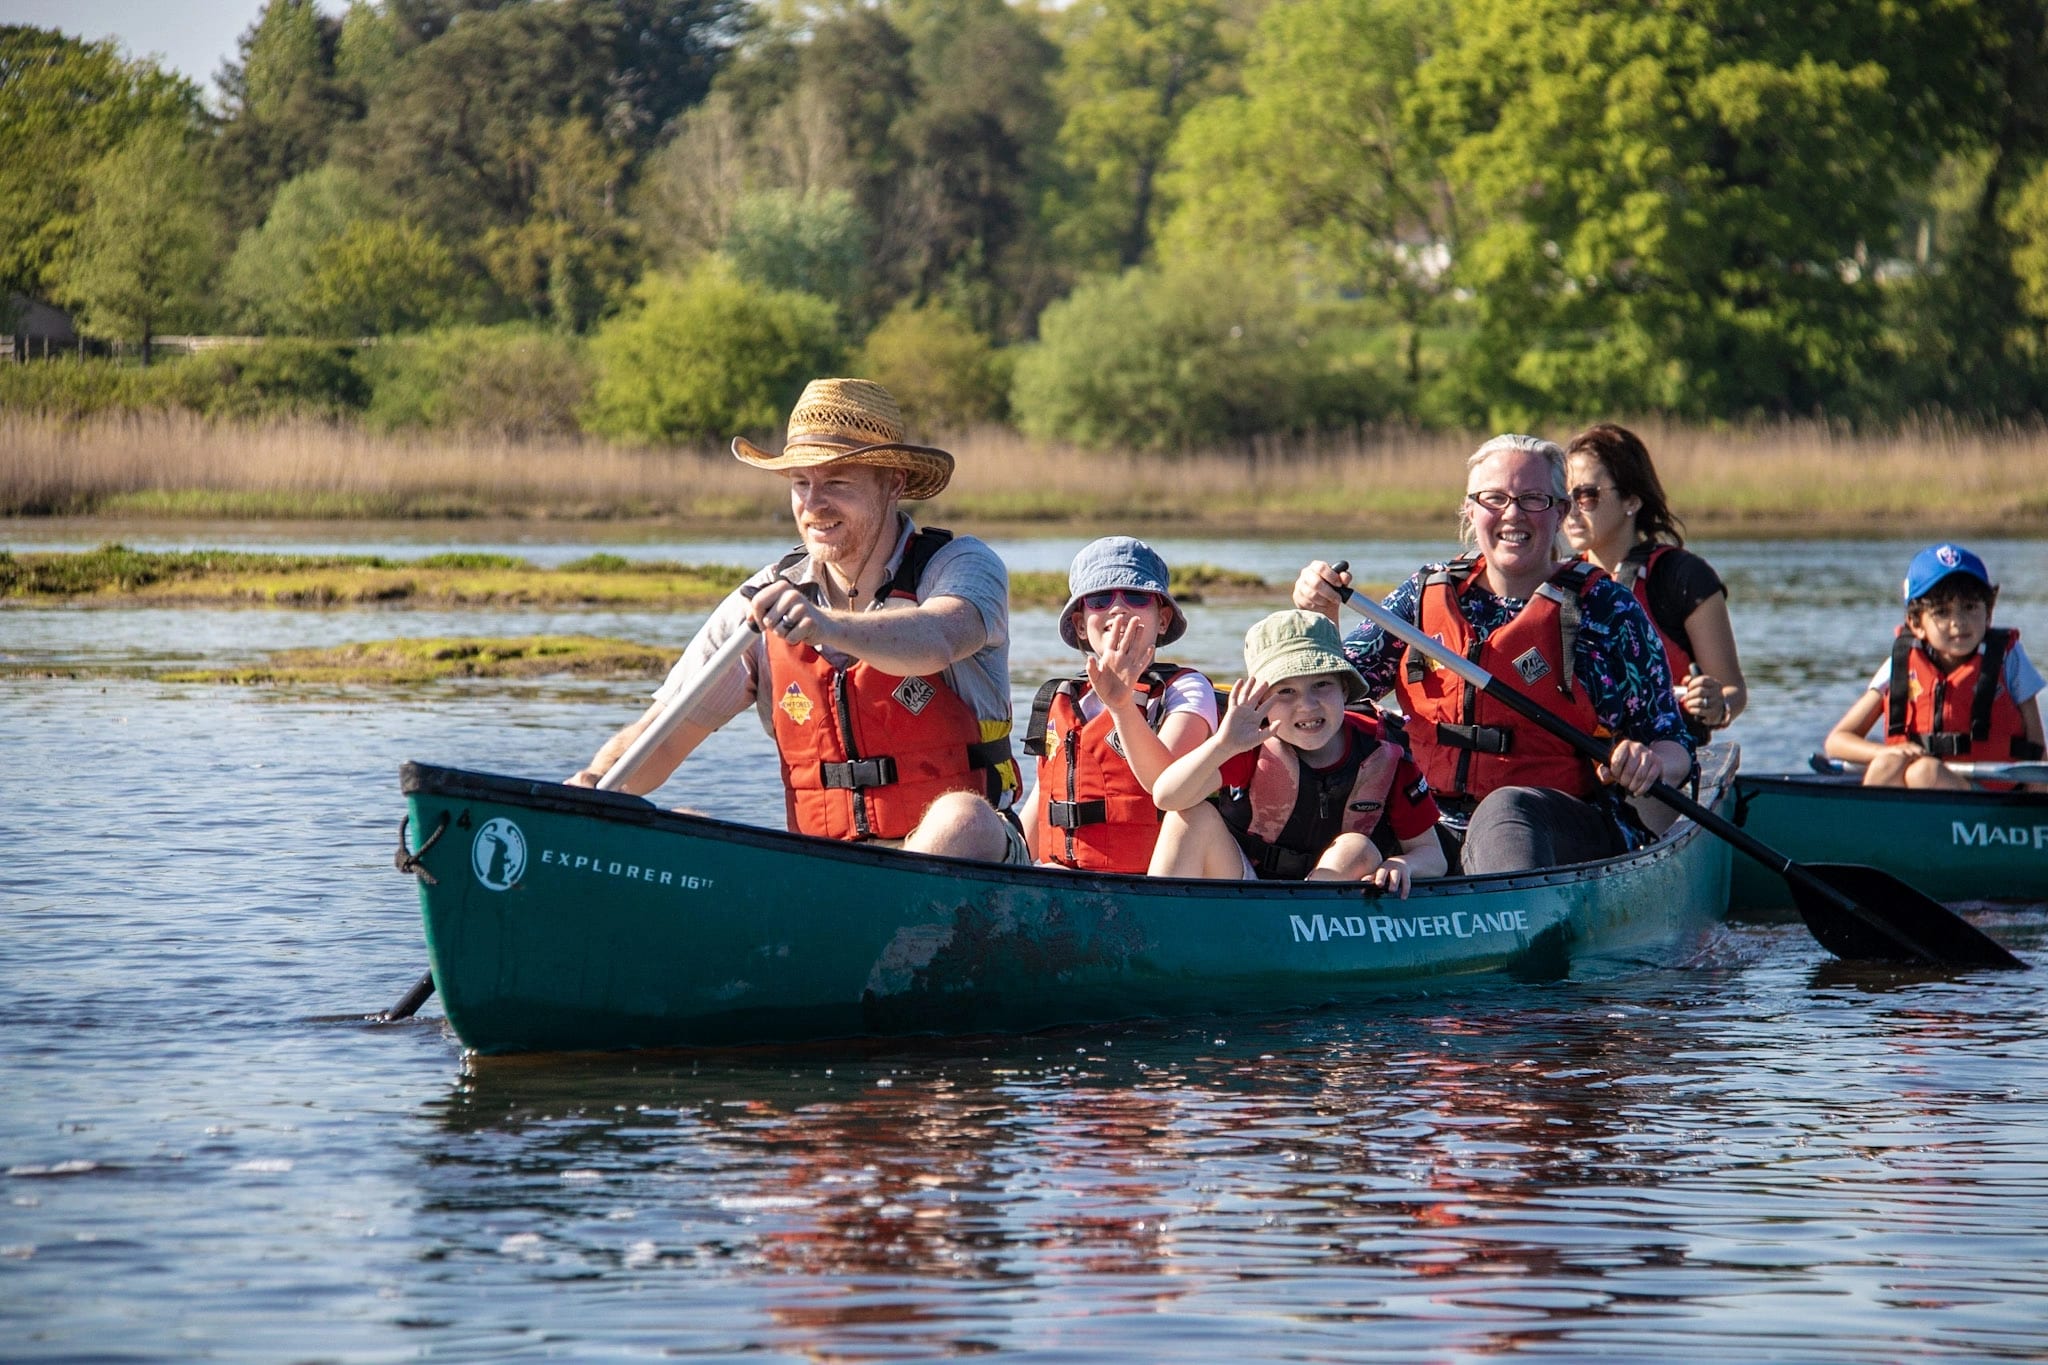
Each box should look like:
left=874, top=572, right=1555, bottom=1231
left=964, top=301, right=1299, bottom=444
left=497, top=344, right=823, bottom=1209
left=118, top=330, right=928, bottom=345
left=1020, top=536, right=1220, bottom=872
left=1149, top=610, right=1447, bottom=895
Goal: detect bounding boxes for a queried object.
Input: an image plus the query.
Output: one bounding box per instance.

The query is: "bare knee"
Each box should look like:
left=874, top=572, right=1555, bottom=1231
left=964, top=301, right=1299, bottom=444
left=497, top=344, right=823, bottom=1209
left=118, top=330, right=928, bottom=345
left=904, top=792, right=1008, bottom=861
left=1149, top=803, right=1245, bottom=879
left=1861, top=751, right=1912, bottom=787
left=1903, top=756, right=1969, bottom=790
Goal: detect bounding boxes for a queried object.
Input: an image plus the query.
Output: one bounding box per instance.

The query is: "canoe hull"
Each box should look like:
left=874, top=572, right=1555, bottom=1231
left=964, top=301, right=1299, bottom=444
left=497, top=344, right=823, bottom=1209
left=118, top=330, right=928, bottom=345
left=400, top=750, right=1736, bottom=1055
left=1731, top=775, right=2048, bottom=911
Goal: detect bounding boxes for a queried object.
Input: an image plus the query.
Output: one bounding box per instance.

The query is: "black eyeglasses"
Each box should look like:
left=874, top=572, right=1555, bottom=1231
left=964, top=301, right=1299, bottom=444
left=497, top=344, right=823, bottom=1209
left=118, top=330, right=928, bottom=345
left=1080, top=588, right=1159, bottom=610
left=1467, top=489, right=1566, bottom=514
left=1567, top=483, right=1615, bottom=511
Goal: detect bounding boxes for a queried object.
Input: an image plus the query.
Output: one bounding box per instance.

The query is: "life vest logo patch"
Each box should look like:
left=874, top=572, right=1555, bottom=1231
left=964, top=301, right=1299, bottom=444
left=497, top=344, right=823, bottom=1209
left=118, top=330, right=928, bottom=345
left=893, top=676, right=936, bottom=715
left=1108, top=730, right=1126, bottom=757
left=1512, top=648, right=1551, bottom=685
left=778, top=683, right=814, bottom=725
left=1347, top=799, right=1382, bottom=812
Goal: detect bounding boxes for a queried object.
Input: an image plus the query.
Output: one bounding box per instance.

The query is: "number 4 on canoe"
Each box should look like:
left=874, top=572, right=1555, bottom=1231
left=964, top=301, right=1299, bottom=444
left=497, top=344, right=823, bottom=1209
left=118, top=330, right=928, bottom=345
left=1325, top=561, right=2027, bottom=972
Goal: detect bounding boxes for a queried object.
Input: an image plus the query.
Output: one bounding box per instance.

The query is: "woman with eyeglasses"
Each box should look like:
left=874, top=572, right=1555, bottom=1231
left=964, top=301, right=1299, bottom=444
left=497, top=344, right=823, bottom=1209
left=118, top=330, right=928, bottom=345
left=1291, top=433, right=1694, bottom=874
left=1561, top=423, right=1746, bottom=745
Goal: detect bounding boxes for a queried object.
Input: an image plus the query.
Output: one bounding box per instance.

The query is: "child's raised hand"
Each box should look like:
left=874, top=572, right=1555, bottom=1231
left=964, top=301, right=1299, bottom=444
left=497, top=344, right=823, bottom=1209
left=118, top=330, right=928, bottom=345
left=1084, top=614, right=1150, bottom=711
left=1217, top=676, right=1277, bottom=753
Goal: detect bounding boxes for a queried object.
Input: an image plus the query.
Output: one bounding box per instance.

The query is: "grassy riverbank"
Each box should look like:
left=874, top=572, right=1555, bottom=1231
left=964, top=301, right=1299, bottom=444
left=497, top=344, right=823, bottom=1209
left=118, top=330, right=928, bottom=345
left=0, top=545, right=1271, bottom=607
left=5, top=412, right=2046, bottom=536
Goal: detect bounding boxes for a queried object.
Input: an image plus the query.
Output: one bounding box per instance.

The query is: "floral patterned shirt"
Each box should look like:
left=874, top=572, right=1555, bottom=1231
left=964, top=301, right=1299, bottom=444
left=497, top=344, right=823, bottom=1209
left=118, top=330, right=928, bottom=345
left=1341, top=563, right=1695, bottom=846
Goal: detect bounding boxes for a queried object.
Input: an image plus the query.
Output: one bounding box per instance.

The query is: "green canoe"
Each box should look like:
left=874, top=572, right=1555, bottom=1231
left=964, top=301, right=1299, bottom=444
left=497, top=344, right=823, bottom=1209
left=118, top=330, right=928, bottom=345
left=397, top=747, right=1739, bottom=1055
left=1731, top=773, right=2048, bottom=912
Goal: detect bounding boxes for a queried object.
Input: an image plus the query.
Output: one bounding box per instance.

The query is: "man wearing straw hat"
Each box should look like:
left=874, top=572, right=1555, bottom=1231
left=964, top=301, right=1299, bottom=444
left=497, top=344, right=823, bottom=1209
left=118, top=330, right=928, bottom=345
left=569, top=378, right=1026, bottom=862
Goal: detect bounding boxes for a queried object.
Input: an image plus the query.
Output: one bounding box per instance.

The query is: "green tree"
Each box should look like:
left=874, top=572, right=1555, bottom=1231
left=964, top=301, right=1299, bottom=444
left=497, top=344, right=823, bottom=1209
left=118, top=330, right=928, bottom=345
left=582, top=259, right=842, bottom=442
left=478, top=117, right=640, bottom=332
left=0, top=27, right=204, bottom=302
left=300, top=219, right=466, bottom=335
left=1412, top=0, right=1978, bottom=423
left=854, top=300, right=1008, bottom=430
left=54, top=122, right=224, bottom=363
left=213, top=0, right=362, bottom=232
left=1010, top=253, right=1379, bottom=449
left=1161, top=0, right=1453, bottom=386
left=1053, top=0, right=1239, bottom=271
left=722, top=189, right=869, bottom=313
left=221, top=164, right=389, bottom=332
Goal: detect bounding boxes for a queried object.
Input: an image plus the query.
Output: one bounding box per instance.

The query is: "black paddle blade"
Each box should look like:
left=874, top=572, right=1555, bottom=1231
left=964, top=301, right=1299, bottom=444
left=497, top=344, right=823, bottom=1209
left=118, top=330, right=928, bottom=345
left=1790, top=863, right=2029, bottom=970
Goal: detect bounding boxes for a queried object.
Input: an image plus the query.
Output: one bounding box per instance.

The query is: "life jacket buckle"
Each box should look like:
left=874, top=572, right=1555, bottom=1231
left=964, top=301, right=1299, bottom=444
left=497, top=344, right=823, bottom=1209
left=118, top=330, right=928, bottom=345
left=1437, top=722, right=1512, bottom=755
left=1047, top=798, right=1108, bottom=829
left=820, top=756, right=899, bottom=789
left=1924, top=733, right=1971, bottom=758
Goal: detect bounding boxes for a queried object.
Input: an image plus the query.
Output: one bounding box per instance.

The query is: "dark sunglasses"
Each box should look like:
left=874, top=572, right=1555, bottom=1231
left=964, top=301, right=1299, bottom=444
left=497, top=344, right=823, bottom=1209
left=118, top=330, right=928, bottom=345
left=1080, top=588, right=1160, bottom=611
left=1466, top=489, right=1565, bottom=514
left=1567, top=483, right=1615, bottom=511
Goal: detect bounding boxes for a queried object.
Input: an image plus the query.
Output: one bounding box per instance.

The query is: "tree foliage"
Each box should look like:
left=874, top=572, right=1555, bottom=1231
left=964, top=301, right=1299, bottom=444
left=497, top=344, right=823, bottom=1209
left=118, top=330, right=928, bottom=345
left=581, top=260, right=843, bottom=442
left=0, top=27, right=205, bottom=302
left=53, top=122, right=224, bottom=360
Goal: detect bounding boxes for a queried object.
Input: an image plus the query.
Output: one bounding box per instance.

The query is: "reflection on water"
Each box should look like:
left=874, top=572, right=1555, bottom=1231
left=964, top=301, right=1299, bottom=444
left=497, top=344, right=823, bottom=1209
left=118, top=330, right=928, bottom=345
left=4, top=532, right=2047, bottom=1361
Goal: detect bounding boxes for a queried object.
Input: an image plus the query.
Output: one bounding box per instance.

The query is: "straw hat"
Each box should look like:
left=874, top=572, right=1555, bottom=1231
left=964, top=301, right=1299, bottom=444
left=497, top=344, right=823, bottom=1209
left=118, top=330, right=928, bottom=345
left=731, top=378, right=955, bottom=501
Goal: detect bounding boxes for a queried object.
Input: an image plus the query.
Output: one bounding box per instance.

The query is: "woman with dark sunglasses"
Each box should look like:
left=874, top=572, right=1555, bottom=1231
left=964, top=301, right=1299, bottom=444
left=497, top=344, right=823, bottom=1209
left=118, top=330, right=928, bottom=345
left=1291, top=434, right=1693, bottom=875
left=1020, top=537, right=1218, bottom=873
left=1561, top=424, right=1746, bottom=746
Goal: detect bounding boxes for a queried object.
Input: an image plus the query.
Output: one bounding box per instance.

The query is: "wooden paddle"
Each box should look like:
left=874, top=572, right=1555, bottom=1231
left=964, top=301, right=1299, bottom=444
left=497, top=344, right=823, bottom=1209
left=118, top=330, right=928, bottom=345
left=377, top=616, right=765, bottom=1021
left=1809, top=755, right=2048, bottom=785
left=1325, top=562, right=2028, bottom=970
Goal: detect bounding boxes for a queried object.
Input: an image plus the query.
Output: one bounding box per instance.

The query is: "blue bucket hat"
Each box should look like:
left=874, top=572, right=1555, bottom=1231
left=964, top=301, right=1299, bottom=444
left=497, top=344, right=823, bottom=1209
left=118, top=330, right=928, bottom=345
left=1059, top=536, right=1185, bottom=649
left=1903, top=543, right=1994, bottom=603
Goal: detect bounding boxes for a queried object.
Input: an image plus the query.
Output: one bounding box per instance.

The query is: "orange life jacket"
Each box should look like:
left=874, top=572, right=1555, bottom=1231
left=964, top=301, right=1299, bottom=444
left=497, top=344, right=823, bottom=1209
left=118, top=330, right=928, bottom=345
left=1212, top=711, right=1406, bottom=880
left=1023, top=664, right=1204, bottom=873
left=765, top=529, right=1017, bottom=841
left=1885, top=627, right=2042, bottom=786
left=1394, top=557, right=1606, bottom=802
left=1616, top=542, right=1694, bottom=684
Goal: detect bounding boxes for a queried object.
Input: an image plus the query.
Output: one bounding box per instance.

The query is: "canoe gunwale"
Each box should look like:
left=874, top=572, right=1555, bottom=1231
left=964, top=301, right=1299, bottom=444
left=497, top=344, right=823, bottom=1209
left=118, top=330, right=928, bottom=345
left=1736, top=772, right=2048, bottom=812
left=400, top=744, right=1739, bottom=904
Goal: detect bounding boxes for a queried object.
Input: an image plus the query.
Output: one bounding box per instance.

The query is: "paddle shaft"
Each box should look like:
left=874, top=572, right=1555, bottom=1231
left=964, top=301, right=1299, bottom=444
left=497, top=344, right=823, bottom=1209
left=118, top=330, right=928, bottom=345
left=1324, top=564, right=1991, bottom=966
left=1815, top=756, right=2048, bottom=784
left=378, top=618, right=763, bottom=1021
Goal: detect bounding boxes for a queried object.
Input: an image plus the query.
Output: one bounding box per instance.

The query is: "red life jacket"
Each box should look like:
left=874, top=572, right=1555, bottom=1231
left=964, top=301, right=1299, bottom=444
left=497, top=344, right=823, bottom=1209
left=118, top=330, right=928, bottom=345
left=1885, top=627, right=2042, bottom=784
left=1616, top=542, right=1694, bottom=684
left=1393, top=557, right=1606, bottom=802
left=1023, top=664, right=1205, bottom=873
left=765, top=528, right=1017, bottom=842
left=1212, top=711, right=1406, bottom=881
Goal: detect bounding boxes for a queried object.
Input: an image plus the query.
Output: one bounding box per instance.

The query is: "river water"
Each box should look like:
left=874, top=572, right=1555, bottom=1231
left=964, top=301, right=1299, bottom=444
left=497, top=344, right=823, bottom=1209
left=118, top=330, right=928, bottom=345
left=5, top=532, right=2047, bottom=1362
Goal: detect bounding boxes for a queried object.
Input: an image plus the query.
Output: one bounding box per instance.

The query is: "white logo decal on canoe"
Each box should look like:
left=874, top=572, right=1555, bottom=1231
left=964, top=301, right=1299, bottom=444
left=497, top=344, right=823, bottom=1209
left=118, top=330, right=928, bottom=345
left=1952, top=820, right=2048, bottom=852
left=471, top=818, right=528, bottom=891
left=1512, top=648, right=1551, bottom=685
left=1289, top=908, right=1531, bottom=944
left=894, top=676, right=936, bottom=714
left=538, top=848, right=715, bottom=890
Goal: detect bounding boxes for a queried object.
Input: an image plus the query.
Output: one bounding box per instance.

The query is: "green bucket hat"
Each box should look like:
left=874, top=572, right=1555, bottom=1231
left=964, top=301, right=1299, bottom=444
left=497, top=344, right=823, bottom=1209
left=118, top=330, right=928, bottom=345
left=1243, top=610, right=1369, bottom=705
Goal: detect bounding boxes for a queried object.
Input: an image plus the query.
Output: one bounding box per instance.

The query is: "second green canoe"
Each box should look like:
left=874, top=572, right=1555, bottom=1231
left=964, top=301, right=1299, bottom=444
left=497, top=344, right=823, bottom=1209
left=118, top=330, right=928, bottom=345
left=1731, top=773, right=2048, bottom=911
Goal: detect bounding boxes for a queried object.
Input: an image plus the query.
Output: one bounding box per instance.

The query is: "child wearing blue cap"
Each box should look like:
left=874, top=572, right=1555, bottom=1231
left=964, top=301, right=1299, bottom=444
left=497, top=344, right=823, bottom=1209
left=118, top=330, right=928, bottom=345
left=1019, top=537, right=1220, bottom=872
left=1825, top=543, right=2045, bottom=789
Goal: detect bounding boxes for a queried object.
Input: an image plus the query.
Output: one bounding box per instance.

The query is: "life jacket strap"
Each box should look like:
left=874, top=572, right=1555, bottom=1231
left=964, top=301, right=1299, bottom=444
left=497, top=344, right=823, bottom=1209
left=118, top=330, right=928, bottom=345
left=1436, top=722, right=1513, bottom=755
left=1047, top=798, right=1108, bottom=829
left=820, top=756, right=898, bottom=789
left=1975, top=628, right=2013, bottom=741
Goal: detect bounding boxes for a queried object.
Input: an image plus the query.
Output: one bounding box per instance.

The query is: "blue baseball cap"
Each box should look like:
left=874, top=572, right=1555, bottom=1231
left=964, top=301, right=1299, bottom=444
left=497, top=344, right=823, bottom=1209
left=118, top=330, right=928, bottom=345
left=1903, top=543, right=1994, bottom=603
left=1059, top=536, right=1185, bottom=649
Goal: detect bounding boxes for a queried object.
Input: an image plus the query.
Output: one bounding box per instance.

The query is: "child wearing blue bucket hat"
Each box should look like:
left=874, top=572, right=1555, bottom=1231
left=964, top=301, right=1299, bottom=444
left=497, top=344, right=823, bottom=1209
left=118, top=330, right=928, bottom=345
left=1019, top=537, right=1219, bottom=872
left=1825, top=543, right=2044, bottom=790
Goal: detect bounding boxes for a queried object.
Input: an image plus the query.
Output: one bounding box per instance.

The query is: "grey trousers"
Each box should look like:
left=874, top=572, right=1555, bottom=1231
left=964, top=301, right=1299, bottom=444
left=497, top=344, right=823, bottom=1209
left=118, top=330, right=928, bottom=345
left=1459, top=786, right=1627, bottom=875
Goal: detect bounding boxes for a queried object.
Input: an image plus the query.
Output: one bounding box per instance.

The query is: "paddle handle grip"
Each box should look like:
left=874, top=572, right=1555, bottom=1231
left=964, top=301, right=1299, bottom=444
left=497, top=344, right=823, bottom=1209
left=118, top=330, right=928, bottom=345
left=597, top=619, right=760, bottom=793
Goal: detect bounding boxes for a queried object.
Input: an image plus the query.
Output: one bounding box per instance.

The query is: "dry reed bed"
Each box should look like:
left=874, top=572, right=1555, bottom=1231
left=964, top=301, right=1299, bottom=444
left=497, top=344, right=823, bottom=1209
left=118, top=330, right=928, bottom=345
left=3, top=410, right=2045, bottom=532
